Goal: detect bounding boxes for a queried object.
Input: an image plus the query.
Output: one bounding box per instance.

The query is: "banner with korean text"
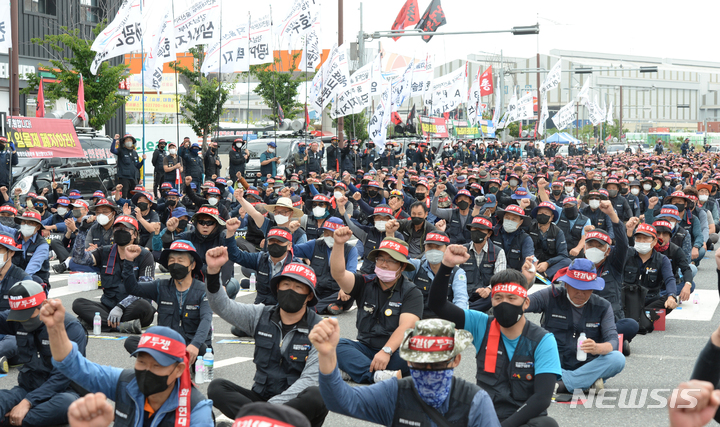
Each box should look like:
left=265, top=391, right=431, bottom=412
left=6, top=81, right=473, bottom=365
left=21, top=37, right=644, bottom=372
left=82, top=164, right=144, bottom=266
left=6, top=117, right=84, bottom=159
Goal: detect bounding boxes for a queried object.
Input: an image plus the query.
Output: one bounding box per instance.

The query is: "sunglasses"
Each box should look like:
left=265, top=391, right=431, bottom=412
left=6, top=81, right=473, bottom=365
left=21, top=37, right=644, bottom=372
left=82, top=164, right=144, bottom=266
left=196, top=219, right=216, bottom=227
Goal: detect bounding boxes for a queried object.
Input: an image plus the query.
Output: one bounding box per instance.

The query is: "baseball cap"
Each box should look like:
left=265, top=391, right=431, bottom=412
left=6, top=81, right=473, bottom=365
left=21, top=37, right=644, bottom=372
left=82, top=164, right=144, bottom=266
left=233, top=402, right=311, bottom=427
left=267, top=227, right=293, bottom=243
left=424, top=231, right=450, bottom=246
left=131, top=326, right=187, bottom=366
left=399, top=318, right=472, bottom=364
left=269, top=263, right=318, bottom=306
left=634, top=223, right=657, bottom=239
left=7, top=280, right=46, bottom=322
left=584, top=230, right=612, bottom=246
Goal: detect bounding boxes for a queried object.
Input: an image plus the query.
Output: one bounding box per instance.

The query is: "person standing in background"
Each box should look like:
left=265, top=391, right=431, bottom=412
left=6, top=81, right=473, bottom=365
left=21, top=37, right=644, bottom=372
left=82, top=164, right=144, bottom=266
left=110, top=134, right=145, bottom=199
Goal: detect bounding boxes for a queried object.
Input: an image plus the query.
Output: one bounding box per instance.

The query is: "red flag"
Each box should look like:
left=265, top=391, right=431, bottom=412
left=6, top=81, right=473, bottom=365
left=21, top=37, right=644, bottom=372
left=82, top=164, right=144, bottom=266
left=479, top=66, right=494, bottom=96
left=415, top=0, right=447, bottom=43
left=605, top=134, right=612, bottom=142
left=391, top=0, right=419, bottom=41
left=36, top=80, right=45, bottom=118
left=77, top=74, right=87, bottom=122
left=443, top=112, right=449, bottom=120
left=391, top=112, right=403, bottom=126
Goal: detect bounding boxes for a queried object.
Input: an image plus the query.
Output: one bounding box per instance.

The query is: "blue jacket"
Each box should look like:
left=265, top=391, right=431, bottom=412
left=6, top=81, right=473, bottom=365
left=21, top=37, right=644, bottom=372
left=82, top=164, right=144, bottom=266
left=53, top=342, right=214, bottom=427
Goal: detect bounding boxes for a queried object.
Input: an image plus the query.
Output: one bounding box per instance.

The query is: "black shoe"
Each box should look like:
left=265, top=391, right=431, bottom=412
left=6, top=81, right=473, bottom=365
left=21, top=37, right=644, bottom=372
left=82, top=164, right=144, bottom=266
left=622, top=340, right=631, bottom=356
left=231, top=326, right=250, bottom=337
left=52, top=263, right=67, bottom=274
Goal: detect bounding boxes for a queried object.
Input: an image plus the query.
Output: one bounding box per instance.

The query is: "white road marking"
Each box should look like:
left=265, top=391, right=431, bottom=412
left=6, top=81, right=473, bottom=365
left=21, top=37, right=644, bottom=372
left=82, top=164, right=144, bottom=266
left=633, top=354, right=697, bottom=361
left=666, top=290, right=720, bottom=321
left=214, top=356, right=253, bottom=368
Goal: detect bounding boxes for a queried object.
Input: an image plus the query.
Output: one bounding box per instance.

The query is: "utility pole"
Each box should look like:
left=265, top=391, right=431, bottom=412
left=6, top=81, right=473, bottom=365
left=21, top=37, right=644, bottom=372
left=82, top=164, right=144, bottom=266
left=358, top=2, right=364, bottom=69
left=619, top=85, right=623, bottom=139
left=337, top=0, right=344, bottom=148
left=10, top=0, right=19, bottom=116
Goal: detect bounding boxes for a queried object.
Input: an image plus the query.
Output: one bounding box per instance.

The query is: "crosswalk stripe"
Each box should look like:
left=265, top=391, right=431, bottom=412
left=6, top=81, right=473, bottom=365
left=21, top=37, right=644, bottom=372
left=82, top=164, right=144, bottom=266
left=214, top=356, right=253, bottom=368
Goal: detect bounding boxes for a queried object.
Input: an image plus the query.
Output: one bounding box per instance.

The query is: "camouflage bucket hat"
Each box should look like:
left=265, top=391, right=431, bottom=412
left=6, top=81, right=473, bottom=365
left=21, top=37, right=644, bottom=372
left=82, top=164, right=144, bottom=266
left=399, top=319, right=473, bottom=364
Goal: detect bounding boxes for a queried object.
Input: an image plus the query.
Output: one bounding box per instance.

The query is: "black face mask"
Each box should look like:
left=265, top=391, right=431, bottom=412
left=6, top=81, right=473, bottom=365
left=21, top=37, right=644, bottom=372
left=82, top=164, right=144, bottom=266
left=552, top=189, right=562, bottom=196
left=620, top=188, right=629, bottom=195
left=114, top=229, right=133, bottom=246
left=411, top=217, right=424, bottom=226
left=457, top=201, right=470, bottom=210
left=592, top=183, right=602, bottom=190
left=564, top=206, right=578, bottom=220
left=416, top=192, right=427, bottom=201
left=536, top=213, right=552, bottom=225
left=135, top=369, right=172, bottom=397
left=168, top=263, right=190, bottom=281
left=488, top=186, right=499, bottom=194
left=22, top=315, right=43, bottom=332
left=277, top=289, right=308, bottom=313
left=470, top=230, right=487, bottom=244
left=268, top=243, right=287, bottom=258
left=675, top=203, right=686, bottom=212
left=608, top=190, right=618, bottom=198
left=493, top=301, right=525, bottom=328
left=178, top=219, right=189, bottom=230
left=367, top=190, right=378, bottom=198
left=72, top=209, right=83, bottom=219
left=137, top=202, right=149, bottom=211
left=167, top=199, right=177, bottom=207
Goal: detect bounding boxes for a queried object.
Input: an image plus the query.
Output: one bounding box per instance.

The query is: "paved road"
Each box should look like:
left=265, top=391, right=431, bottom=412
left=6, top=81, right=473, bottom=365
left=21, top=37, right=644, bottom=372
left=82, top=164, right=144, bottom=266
left=2, top=254, right=719, bottom=427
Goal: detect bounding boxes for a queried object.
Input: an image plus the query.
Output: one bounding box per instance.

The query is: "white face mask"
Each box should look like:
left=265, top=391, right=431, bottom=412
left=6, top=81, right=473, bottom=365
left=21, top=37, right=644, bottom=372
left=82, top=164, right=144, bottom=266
left=169, top=149, right=177, bottom=155
left=503, top=218, right=520, bottom=233
left=274, top=214, right=289, bottom=224
left=565, top=186, right=574, bottom=194
left=630, top=188, right=640, bottom=196
left=333, top=191, right=344, bottom=200
left=664, top=181, right=671, bottom=187
left=566, top=289, right=587, bottom=308
left=643, top=184, right=652, bottom=191
left=236, top=143, right=243, bottom=148
left=425, top=249, right=444, bottom=264
left=375, top=220, right=387, bottom=232
left=124, top=141, right=134, bottom=148
left=634, top=242, right=652, bottom=254
left=668, top=220, right=677, bottom=229
left=268, top=148, right=275, bottom=153
left=208, top=197, right=219, bottom=206
left=322, top=236, right=335, bottom=249
left=588, top=200, right=600, bottom=210
left=56, top=207, right=68, bottom=216
left=313, top=206, right=326, bottom=218
left=97, top=214, right=110, bottom=226
left=628, top=176, right=635, bottom=181
left=602, top=172, right=607, bottom=177
left=584, top=247, right=607, bottom=264
left=509, top=179, right=519, bottom=187
left=700, top=194, right=709, bottom=202
left=673, top=168, right=679, bottom=172
left=20, top=224, right=36, bottom=237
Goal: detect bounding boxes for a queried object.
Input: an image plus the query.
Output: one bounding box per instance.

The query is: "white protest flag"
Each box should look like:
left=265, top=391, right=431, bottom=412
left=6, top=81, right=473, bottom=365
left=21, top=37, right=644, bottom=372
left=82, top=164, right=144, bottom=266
left=516, top=91, right=534, bottom=121
left=505, top=92, right=518, bottom=123
left=298, top=19, right=321, bottom=71
left=276, top=0, right=320, bottom=46
left=467, top=67, right=481, bottom=125
left=391, top=60, right=415, bottom=112
left=330, top=60, right=373, bottom=118
left=537, top=93, right=549, bottom=136
left=173, top=0, right=220, bottom=52
left=368, top=80, right=392, bottom=153
left=587, top=96, right=605, bottom=126
left=308, top=57, right=326, bottom=114
left=369, top=53, right=385, bottom=96
left=142, top=8, right=175, bottom=91
left=577, top=76, right=592, bottom=105
left=606, top=101, right=614, bottom=125
left=491, top=80, right=502, bottom=127
left=201, top=23, right=249, bottom=75
left=424, top=63, right=466, bottom=116
left=311, top=43, right=350, bottom=112
left=540, top=60, right=562, bottom=94
left=410, top=56, right=432, bottom=97
left=249, top=14, right=274, bottom=65
left=552, top=100, right=576, bottom=131
left=90, top=0, right=141, bottom=74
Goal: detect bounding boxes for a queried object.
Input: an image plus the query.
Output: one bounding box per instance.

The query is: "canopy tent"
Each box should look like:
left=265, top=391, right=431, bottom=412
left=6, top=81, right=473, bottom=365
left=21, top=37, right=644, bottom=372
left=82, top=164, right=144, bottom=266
left=543, top=132, right=581, bottom=144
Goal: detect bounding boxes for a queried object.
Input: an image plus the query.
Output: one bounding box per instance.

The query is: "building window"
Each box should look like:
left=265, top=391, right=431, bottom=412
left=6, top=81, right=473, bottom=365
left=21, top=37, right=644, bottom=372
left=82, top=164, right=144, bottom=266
left=23, top=0, right=56, bottom=16
left=81, top=0, right=101, bottom=23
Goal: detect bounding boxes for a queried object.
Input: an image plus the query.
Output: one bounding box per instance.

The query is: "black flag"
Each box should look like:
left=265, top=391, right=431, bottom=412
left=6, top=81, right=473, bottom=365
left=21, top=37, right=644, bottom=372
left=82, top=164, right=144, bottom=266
left=406, top=104, right=416, bottom=126
left=415, top=0, right=447, bottom=43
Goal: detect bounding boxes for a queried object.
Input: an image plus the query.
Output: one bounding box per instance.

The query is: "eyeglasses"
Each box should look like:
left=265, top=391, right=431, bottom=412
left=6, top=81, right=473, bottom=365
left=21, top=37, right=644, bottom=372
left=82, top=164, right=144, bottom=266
left=375, top=257, right=400, bottom=267
left=196, top=219, right=216, bottom=227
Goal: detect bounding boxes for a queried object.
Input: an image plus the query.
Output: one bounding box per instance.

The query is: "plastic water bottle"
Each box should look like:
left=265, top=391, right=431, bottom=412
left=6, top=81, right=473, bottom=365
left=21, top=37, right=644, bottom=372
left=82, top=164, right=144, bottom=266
left=93, top=312, right=102, bottom=335
left=577, top=333, right=587, bottom=361
left=693, top=292, right=699, bottom=304
left=249, top=273, right=256, bottom=289
left=195, top=356, right=205, bottom=384
left=204, top=348, right=214, bottom=381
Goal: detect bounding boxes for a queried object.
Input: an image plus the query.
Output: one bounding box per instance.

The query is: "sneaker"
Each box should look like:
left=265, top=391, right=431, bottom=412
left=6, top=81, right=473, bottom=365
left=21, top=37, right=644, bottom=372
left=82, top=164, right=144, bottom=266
left=117, top=319, right=142, bottom=334
left=340, top=370, right=352, bottom=382
left=373, top=370, right=398, bottom=383
left=52, top=262, right=68, bottom=274
left=622, top=340, right=631, bottom=357
left=326, top=303, right=343, bottom=315
left=77, top=317, right=91, bottom=330
left=214, top=415, right=233, bottom=427
left=0, top=356, right=7, bottom=374
left=592, top=378, right=604, bottom=390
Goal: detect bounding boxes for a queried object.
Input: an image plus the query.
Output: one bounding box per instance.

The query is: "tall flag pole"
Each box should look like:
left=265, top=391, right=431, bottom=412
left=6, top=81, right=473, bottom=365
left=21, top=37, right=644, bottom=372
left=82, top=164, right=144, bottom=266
left=77, top=74, right=87, bottom=123
left=36, top=79, right=45, bottom=118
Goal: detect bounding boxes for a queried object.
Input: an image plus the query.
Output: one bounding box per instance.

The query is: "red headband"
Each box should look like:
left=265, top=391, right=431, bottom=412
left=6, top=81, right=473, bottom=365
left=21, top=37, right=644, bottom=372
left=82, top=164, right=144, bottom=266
left=408, top=335, right=455, bottom=352
left=169, top=241, right=196, bottom=252
left=373, top=207, right=393, bottom=216
left=585, top=231, right=611, bottom=245
left=282, top=263, right=317, bottom=286
left=268, top=228, right=292, bottom=241
left=197, top=206, right=219, bottom=216
left=9, top=292, right=46, bottom=310
left=565, top=270, right=598, bottom=282
left=653, top=220, right=672, bottom=230
left=491, top=283, right=527, bottom=298
left=379, top=240, right=409, bottom=257
left=0, top=235, right=19, bottom=249
left=233, top=417, right=294, bottom=427
left=425, top=233, right=450, bottom=244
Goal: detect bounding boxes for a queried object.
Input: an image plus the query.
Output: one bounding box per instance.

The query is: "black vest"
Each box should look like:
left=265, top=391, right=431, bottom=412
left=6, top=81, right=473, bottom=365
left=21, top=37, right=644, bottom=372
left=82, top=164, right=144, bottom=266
left=311, top=239, right=352, bottom=293
left=446, top=209, right=473, bottom=244
left=540, top=287, right=609, bottom=370
left=623, top=248, right=666, bottom=298
left=392, top=377, right=477, bottom=427
left=582, top=207, right=609, bottom=232
left=671, top=225, right=689, bottom=250
left=155, top=278, right=211, bottom=348
left=475, top=318, right=548, bottom=421
left=491, top=229, right=528, bottom=271
left=163, top=155, right=182, bottom=183
left=460, top=242, right=498, bottom=295
left=359, top=229, right=384, bottom=275
left=528, top=222, right=560, bottom=263
left=609, top=195, right=629, bottom=222
left=557, top=213, right=588, bottom=251
left=307, top=151, right=323, bottom=174
left=595, top=257, right=625, bottom=321
left=13, top=233, right=50, bottom=284
left=97, top=245, right=151, bottom=309
left=252, top=306, right=322, bottom=399
left=356, top=275, right=419, bottom=349
left=245, top=216, right=265, bottom=247
left=305, top=217, right=321, bottom=241
left=255, top=253, right=295, bottom=305
left=411, top=263, right=458, bottom=319
left=113, top=370, right=205, bottom=427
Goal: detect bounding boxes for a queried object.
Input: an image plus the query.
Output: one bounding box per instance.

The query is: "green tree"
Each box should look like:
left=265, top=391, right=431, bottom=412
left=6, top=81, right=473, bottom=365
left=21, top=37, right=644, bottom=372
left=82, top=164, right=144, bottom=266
left=507, top=122, right=520, bottom=138
left=250, top=54, right=304, bottom=124
left=604, top=122, right=628, bottom=140
left=170, top=46, right=236, bottom=147
left=331, top=111, right=369, bottom=141
left=21, top=24, right=130, bottom=131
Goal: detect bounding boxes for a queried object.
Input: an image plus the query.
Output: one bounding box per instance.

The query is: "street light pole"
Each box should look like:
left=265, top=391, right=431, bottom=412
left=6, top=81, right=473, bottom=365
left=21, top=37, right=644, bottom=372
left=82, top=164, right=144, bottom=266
left=337, top=0, right=344, bottom=148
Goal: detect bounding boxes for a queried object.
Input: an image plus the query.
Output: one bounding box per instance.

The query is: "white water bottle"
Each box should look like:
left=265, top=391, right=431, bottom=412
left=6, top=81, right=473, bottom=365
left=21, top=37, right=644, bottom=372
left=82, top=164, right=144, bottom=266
left=204, top=348, right=214, bottom=381
left=195, top=356, right=205, bottom=384
left=693, top=292, right=699, bottom=304
left=249, top=273, right=256, bottom=289
left=577, top=332, right=587, bottom=361
left=93, top=312, right=102, bottom=335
